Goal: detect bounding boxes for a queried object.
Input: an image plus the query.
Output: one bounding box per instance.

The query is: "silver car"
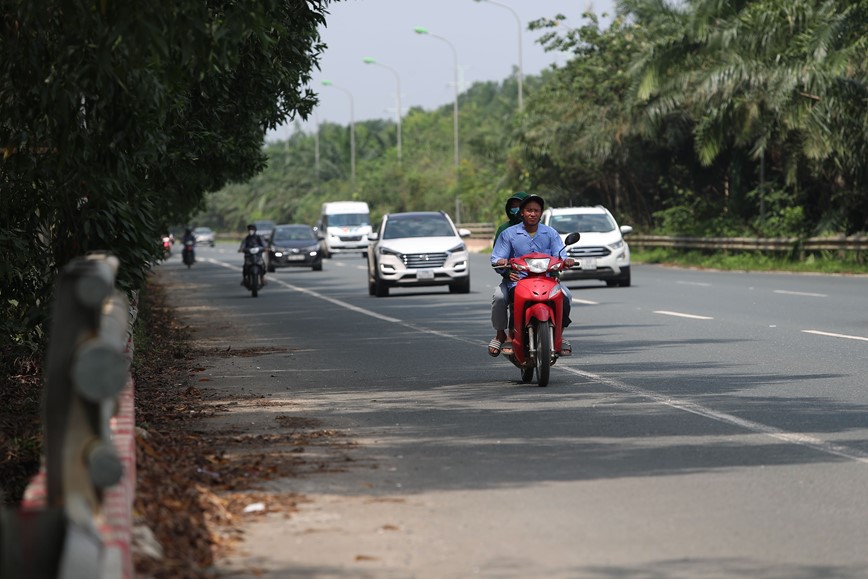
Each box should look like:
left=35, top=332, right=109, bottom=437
left=193, top=227, right=216, bottom=247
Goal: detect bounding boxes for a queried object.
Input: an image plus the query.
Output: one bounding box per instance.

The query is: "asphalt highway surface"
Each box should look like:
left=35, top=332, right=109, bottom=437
left=159, top=243, right=868, bottom=578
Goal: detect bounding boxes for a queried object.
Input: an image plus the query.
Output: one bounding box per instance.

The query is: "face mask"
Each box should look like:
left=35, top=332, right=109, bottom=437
left=248, top=230, right=256, bottom=235
left=509, top=207, right=520, bottom=216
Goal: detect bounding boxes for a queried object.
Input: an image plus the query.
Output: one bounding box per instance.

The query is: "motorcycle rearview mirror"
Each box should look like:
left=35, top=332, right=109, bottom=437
left=564, top=232, right=581, bottom=246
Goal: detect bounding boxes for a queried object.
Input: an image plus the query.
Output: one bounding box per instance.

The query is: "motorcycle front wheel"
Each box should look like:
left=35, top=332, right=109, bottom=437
left=251, top=271, right=259, bottom=297
left=534, top=320, right=553, bottom=387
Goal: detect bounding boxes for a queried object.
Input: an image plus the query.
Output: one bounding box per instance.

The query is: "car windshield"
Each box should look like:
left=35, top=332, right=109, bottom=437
left=383, top=215, right=455, bottom=239
left=272, top=227, right=315, bottom=242
left=328, top=213, right=369, bottom=227
left=255, top=220, right=276, bottom=231
left=550, top=214, right=616, bottom=234
left=194, top=228, right=211, bottom=234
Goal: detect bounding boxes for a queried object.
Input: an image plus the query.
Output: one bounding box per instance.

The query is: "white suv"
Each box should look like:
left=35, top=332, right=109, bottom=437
left=367, top=211, right=471, bottom=297
left=541, top=206, right=633, bottom=287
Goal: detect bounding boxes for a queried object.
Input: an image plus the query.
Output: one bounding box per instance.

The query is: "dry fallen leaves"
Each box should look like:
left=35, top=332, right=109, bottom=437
left=132, top=277, right=349, bottom=578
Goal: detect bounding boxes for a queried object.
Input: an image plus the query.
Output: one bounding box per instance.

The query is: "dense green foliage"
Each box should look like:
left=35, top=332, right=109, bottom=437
left=202, top=0, right=866, bottom=244
left=1, top=1, right=331, bottom=352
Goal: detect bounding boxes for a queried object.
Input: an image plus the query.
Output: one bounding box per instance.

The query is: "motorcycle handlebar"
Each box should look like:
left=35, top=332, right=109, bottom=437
left=491, top=257, right=569, bottom=271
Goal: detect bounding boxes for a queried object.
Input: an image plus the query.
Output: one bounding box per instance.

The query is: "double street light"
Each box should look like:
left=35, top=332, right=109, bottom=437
left=321, top=80, right=355, bottom=184
left=362, top=57, right=403, bottom=165
left=473, top=0, right=523, bottom=110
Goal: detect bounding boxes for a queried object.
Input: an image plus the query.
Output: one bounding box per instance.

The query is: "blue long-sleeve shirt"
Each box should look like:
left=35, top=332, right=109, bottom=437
left=490, top=222, right=566, bottom=289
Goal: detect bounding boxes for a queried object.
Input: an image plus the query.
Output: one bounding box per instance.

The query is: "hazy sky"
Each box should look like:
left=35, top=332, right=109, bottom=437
left=266, top=0, right=616, bottom=141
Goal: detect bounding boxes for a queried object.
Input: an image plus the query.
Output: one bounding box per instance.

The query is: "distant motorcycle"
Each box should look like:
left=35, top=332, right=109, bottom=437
left=242, top=246, right=265, bottom=297
left=182, top=239, right=195, bottom=268
left=161, top=235, right=173, bottom=257
left=494, top=232, right=580, bottom=387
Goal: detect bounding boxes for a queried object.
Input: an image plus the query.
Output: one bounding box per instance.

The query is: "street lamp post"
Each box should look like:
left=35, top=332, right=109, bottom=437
left=473, top=0, right=523, bottom=110
left=362, top=57, right=402, bottom=165
left=313, top=110, right=320, bottom=194
left=321, top=80, right=355, bottom=184
left=414, top=26, right=461, bottom=221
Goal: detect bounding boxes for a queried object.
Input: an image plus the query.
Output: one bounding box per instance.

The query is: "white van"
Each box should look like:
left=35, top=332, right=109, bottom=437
left=317, top=201, right=371, bottom=257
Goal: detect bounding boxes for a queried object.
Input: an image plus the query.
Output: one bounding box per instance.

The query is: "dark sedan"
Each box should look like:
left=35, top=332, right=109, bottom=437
left=266, top=224, right=323, bottom=272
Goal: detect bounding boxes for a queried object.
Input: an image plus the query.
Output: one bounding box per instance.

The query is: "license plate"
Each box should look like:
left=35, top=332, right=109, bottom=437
left=417, top=269, right=435, bottom=280
left=578, top=258, right=597, bottom=270
left=287, top=255, right=305, bottom=261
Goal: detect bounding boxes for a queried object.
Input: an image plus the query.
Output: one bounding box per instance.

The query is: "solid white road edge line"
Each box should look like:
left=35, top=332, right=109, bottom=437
left=803, top=330, right=868, bottom=342
left=559, top=365, right=868, bottom=464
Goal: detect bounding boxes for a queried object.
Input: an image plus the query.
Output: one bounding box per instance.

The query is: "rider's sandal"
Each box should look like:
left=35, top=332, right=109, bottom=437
left=501, top=344, right=513, bottom=356
left=488, top=338, right=503, bottom=357
left=560, top=340, right=572, bottom=356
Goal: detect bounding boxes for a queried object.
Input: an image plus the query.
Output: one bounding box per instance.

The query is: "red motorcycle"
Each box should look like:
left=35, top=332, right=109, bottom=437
left=498, top=232, right=580, bottom=387
left=161, top=235, right=173, bottom=257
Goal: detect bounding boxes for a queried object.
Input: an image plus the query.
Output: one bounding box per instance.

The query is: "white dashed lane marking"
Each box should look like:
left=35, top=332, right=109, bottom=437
left=653, top=310, right=714, bottom=320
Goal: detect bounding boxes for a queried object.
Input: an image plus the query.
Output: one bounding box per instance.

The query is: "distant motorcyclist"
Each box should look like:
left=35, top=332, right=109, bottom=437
left=182, top=227, right=196, bottom=245
left=181, top=227, right=196, bottom=266
left=238, top=223, right=267, bottom=286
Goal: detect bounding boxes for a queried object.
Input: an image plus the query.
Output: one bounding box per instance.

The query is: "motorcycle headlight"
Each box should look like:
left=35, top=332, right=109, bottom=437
left=525, top=257, right=551, bottom=273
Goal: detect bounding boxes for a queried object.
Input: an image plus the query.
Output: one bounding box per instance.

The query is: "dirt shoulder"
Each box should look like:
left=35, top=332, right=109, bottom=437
left=133, top=273, right=356, bottom=578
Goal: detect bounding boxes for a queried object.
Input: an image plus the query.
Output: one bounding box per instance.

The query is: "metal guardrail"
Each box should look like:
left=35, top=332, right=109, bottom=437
left=628, top=235, right=868, bottom=254
left=459, top=222, right=496, bottom=240
left=1, top=253, right=135, bottom=579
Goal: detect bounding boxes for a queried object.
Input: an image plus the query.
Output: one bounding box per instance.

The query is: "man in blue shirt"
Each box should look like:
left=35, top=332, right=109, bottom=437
left=489, top=194, right=574, bottom=356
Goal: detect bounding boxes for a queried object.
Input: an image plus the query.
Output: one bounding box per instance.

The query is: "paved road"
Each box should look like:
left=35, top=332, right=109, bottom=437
left=159, top=244, right=868, bottom=578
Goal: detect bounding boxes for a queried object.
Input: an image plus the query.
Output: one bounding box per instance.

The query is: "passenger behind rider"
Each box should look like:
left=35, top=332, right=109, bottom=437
left=488, top=191, right=527, bottom=356
left=238, top=223, right=267, bottom=286
left=489, top=194, right=574, bottom=357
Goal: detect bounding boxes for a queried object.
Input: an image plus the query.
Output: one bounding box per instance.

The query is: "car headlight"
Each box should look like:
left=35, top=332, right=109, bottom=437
left=446, top=243, right=466, bottom=254
left=608, top=239, right=625, bottom=250
left=378, top=246, right=402, bottom=257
